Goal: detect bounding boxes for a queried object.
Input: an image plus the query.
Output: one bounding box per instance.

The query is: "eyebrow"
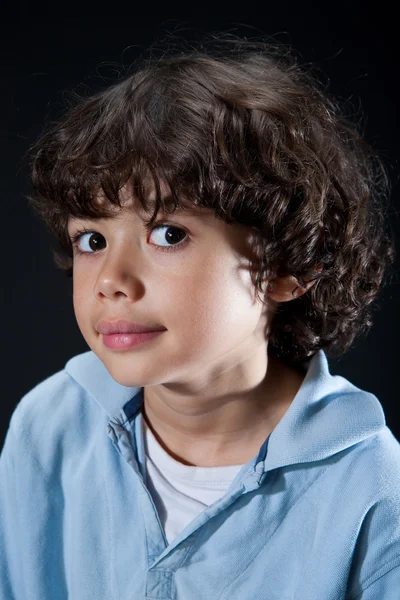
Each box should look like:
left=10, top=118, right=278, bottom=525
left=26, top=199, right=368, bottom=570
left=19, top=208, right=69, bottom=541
left=67, top=201, right=211, bottom=226
left=145, top=195, right=207, bottom=215
left=170, top=205, right=208, bottom=215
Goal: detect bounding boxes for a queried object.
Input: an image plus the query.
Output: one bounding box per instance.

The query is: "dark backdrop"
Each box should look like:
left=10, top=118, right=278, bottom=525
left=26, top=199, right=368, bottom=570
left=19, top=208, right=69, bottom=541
left=1, top=7, right=399, bottom=449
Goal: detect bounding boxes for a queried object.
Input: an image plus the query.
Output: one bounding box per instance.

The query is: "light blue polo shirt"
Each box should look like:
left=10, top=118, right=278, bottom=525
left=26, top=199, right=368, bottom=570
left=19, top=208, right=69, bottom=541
left=1, top=349, right=400, bottom=599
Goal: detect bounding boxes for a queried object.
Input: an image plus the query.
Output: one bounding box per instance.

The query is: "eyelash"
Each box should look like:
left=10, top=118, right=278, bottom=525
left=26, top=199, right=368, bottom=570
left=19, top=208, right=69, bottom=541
left=69, top=222, right=189, bottom=256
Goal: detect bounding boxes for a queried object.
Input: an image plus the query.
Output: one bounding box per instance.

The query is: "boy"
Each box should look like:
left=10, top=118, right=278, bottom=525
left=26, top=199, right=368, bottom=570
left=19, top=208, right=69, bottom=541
left=1, top=36, right=399, bottom=599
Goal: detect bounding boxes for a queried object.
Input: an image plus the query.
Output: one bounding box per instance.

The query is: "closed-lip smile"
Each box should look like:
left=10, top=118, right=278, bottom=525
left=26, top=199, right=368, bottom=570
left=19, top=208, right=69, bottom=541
left=96, top=320, right=166, bottom=334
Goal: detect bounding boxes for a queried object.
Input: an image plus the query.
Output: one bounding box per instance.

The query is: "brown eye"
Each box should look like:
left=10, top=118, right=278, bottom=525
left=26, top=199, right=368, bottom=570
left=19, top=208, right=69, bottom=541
left=70, top=223, right=190, bottom=256
left=70, top=230, right=106, bottom=255
left=86, top=233, right=106, bottom=252
left=149, top=225, right=187, bottom=250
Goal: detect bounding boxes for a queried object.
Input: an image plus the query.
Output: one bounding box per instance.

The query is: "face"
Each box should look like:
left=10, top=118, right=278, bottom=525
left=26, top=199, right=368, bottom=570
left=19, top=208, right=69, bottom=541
left=67, top=186, right=275, bottom=390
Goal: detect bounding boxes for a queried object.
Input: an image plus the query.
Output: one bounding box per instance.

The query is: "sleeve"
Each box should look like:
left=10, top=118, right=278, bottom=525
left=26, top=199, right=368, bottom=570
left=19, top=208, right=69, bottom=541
left=0, top=411, right=64, bottom=600
left=1, top=373, right=73, bottom=599
left=348, top=562, right=400, bottom=599
left=345, top=490, right=400, bottom=600
left=0, top=418, right=24, bottom=599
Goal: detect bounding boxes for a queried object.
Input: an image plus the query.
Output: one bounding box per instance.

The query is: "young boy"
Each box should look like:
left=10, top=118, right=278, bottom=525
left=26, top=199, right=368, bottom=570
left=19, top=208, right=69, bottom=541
left=1, top=36, right=399, bottom=599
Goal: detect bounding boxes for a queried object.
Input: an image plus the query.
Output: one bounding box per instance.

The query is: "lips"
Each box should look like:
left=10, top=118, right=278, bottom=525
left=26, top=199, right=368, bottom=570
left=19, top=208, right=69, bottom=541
left=96, top=319, right=166, bottom=334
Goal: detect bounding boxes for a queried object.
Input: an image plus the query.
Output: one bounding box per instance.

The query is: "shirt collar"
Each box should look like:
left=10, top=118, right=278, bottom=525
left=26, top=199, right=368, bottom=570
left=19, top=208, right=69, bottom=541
left=65, top=348, right=386, bottom=472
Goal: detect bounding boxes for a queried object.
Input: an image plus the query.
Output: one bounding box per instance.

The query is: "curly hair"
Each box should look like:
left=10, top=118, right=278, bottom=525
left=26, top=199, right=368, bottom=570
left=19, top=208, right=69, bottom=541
left=27, top=35, right=396, bottom=362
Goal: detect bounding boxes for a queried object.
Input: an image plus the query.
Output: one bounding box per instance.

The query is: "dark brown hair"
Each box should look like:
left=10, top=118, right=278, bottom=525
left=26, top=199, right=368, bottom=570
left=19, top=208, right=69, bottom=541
left=27, top=36, right=396, bottom=362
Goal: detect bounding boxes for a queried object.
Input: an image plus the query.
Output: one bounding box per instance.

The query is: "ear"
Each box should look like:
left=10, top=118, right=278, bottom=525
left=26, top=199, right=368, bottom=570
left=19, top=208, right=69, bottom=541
left=267, top=264, right=323, bottom=303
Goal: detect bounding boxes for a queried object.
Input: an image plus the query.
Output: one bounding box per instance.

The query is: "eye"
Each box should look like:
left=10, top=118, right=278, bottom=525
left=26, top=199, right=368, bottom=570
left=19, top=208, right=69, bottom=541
left=69, top=223, right=189, bottom=256
left=148, top=224, right=188, bottom=252
left=69, top=228, right=105, bottom=255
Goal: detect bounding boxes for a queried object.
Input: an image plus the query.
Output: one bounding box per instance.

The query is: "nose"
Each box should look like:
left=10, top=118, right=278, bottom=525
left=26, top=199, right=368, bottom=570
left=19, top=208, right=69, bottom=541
left=93, top=241, right=145, bottom=301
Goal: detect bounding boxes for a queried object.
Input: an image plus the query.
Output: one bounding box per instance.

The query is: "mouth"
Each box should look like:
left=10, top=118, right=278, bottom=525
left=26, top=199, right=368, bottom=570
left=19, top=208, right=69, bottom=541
left=101, top=330, right=166, bottom=350
left=96, top=319, right=166, bottom=335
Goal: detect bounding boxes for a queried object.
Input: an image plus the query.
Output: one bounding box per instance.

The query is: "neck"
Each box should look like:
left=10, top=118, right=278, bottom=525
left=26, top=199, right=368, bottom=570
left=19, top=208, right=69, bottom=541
left=142, top=356, right=305, bottom=467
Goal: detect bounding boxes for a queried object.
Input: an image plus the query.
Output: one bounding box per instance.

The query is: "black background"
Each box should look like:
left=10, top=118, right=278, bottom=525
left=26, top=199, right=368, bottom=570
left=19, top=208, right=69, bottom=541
left=1, top=6, right=399, bottom=448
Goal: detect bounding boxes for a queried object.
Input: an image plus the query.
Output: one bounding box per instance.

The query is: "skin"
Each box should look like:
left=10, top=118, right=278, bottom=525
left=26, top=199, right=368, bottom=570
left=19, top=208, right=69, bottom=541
left=68, top=185, right=317, bottom=467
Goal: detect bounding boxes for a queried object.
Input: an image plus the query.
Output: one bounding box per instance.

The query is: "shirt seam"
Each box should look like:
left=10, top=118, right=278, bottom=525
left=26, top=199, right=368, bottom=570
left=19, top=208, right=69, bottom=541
left=101, top=440, right=116, bottom=598
left=346, top=555, right=400, bottom=599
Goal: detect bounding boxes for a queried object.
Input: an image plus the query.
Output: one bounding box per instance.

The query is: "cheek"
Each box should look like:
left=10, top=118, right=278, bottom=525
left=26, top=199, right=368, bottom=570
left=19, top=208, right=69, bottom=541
left=167, top=261, right=260, bottom=343
left=72, top=276, right=90, bottom=329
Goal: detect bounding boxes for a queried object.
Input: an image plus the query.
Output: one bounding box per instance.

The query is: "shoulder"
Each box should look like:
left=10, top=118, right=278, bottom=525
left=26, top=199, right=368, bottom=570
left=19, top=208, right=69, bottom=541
left=344, top=429, right=400, bottom=597
left=10, top=354, right=101, bottom=427
left=4, top=352, right=107, bottom=473
left=10, top=365, right=79, bottom=426
left=355, top=428, right=400, bottom=496
left=333, top=427, right=400, bottom=510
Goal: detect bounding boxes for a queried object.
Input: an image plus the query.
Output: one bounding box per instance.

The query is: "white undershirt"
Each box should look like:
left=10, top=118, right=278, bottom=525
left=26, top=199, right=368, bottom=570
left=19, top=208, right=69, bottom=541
left=142, top=417, right=245, bottom=544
